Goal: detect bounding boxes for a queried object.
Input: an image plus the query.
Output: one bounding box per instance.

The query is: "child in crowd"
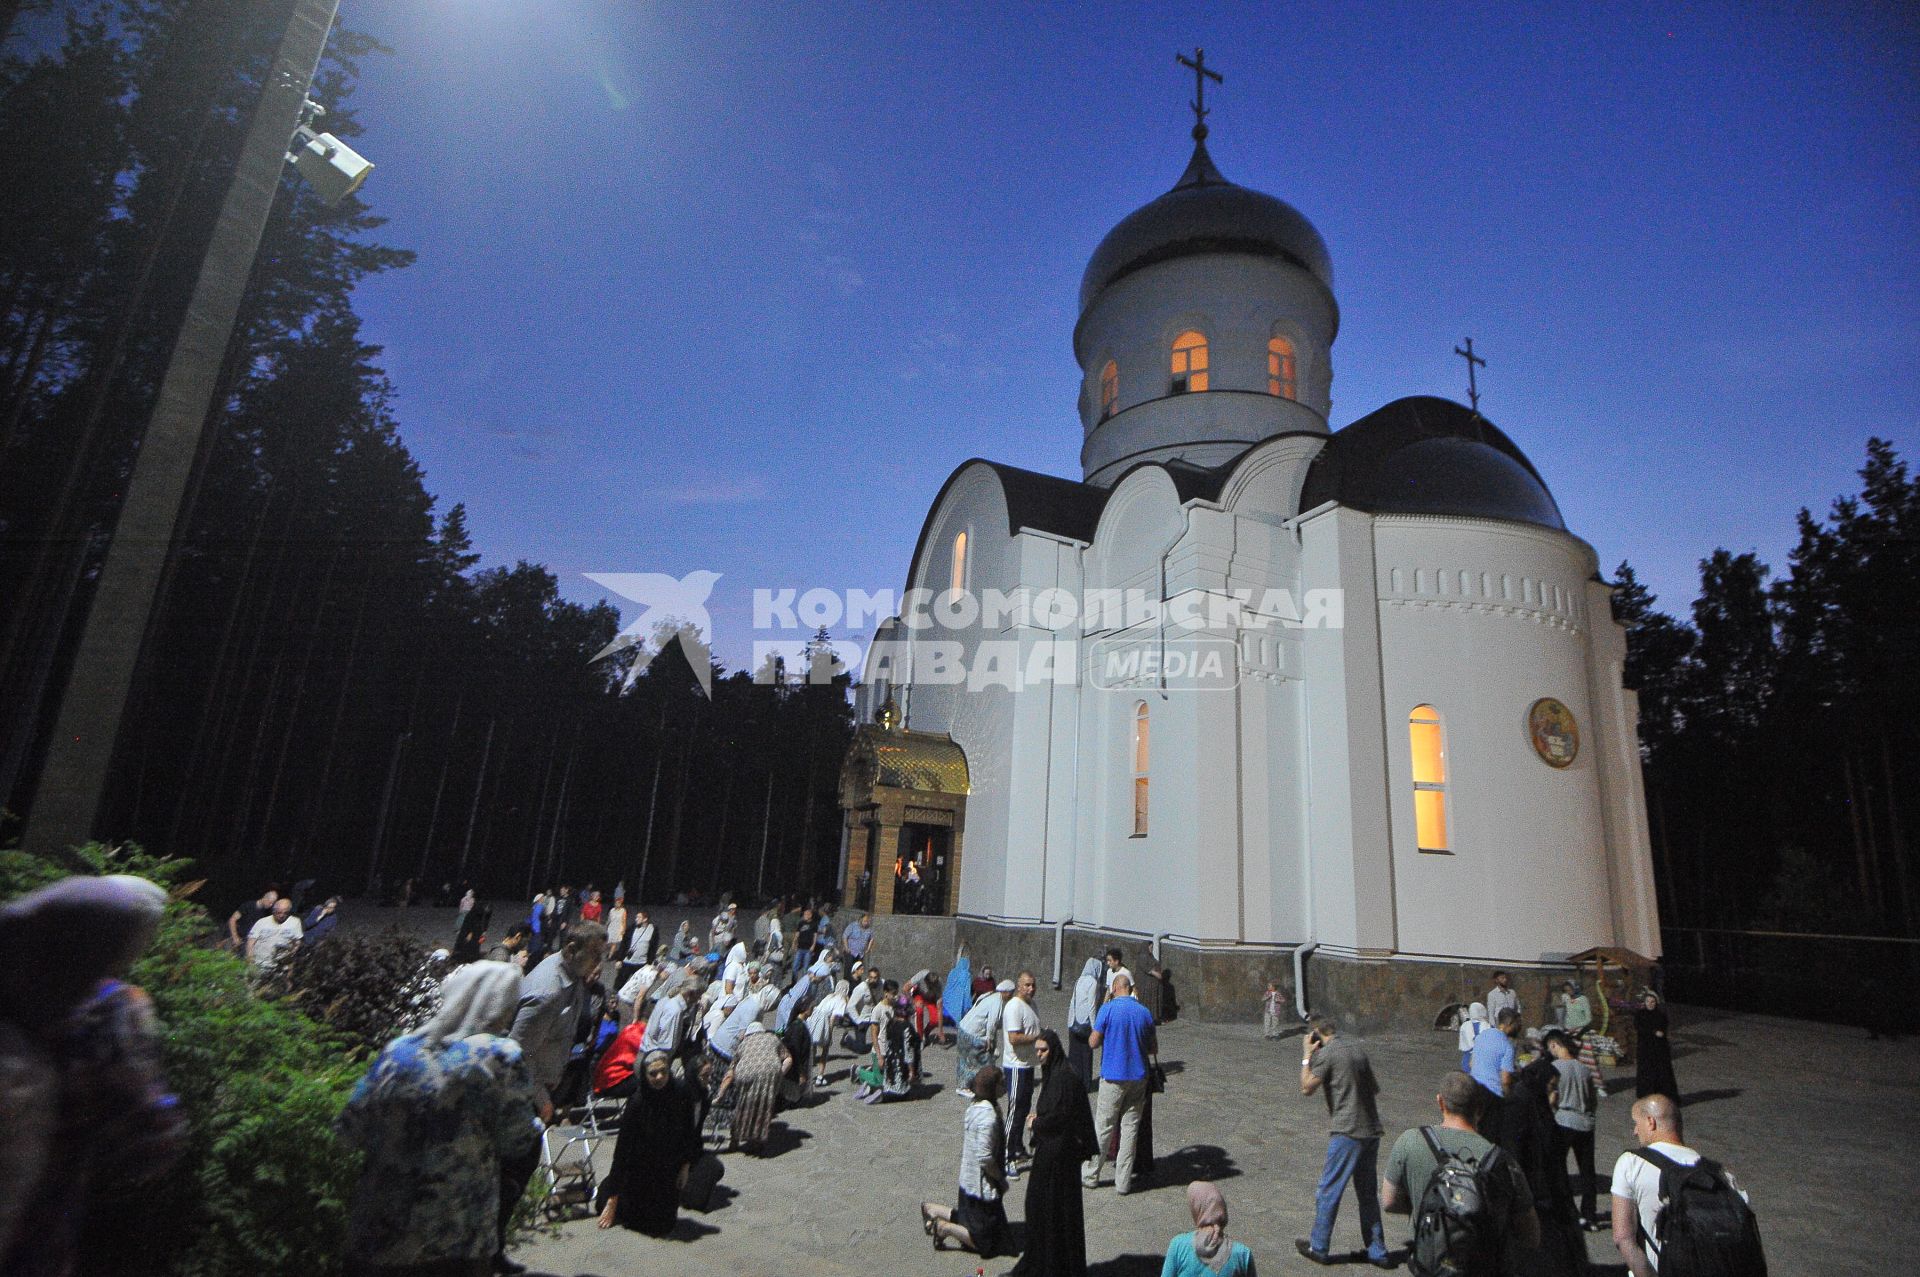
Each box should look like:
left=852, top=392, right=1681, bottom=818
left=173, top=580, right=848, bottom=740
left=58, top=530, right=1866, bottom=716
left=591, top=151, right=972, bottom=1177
left=1261, top=980, right=1285, bottom=1039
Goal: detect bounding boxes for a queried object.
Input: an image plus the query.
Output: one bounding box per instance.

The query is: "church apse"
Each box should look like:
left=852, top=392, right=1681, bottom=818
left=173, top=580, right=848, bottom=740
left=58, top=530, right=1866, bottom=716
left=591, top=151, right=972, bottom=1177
left=838, top=698, right=969, bottom=917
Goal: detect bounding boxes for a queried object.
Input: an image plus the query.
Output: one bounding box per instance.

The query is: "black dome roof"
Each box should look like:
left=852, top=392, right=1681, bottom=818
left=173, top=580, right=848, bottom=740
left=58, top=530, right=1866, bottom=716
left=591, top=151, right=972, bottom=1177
left=1080, top=139, right=1334, bottom=314
left=1301, top=396, right=1565, bottom=531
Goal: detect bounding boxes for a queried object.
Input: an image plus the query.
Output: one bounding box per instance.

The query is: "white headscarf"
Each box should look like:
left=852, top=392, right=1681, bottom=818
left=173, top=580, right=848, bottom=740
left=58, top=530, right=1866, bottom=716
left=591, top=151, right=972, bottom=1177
left=1068, top=957, right=1104, bottom=1029
left=421, top=960, right=522, bottom=1046
left=1458, top=1001, right=1489, bottom=1052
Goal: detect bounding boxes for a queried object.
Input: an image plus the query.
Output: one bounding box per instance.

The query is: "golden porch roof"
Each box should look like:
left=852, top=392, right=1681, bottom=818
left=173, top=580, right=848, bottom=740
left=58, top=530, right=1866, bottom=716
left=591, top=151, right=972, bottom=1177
left=841, top=724, right=971, bottom=798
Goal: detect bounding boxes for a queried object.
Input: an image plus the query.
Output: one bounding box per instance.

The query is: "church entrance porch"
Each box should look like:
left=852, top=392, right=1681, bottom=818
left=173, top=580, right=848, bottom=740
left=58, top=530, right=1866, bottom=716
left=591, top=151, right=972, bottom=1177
left=893, top=821, right=951, bottom=916
left=837, top=700, right=968, bottom=919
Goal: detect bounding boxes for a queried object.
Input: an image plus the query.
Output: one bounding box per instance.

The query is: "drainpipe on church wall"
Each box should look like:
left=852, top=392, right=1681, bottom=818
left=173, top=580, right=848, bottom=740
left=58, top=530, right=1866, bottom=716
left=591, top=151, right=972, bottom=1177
left=1294, top=939, right=1317, bottom=1022
left=1052, top=916, right=1067, bottom=990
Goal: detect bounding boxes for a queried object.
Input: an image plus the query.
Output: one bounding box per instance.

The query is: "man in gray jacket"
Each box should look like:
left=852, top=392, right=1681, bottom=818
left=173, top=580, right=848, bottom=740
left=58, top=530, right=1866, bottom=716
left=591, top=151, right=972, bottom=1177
left=495, top=921, right=607, bottom=1273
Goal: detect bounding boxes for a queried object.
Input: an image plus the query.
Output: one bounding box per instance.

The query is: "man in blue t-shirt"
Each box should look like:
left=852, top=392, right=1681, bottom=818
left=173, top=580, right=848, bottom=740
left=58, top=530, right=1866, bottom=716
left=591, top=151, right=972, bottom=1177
left=1469, top=1008, right=1520, bottom=1096
left=1080, top=973, right=1158, bottom=1194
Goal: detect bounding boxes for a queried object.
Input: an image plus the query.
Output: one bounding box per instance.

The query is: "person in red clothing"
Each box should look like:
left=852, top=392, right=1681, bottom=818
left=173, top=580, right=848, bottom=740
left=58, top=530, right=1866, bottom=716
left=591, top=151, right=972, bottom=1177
left=592, top=1020, right=647, bottom=1099
left=580, top=890, right=605, bottom=924
left=912, top=980, right=949, bottom=1047
left=972, top=964, right=997, bottom=999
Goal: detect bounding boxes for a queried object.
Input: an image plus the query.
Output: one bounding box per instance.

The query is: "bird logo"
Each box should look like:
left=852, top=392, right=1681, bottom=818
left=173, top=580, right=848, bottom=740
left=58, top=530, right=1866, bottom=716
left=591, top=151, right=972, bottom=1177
left=585, top=570, right=722, bottom=696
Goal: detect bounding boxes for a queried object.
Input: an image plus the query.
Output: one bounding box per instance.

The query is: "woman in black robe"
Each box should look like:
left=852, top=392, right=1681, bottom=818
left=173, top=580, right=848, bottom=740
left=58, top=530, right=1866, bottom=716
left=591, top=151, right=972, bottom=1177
left=1503, top=1057, right=1585, bottom=1277
left=1634, top=991, right=1680, bottom=1101
left=1011, top=1030, right=1096, bottom=1277
left=598, top=1050, right=703, bottom=1237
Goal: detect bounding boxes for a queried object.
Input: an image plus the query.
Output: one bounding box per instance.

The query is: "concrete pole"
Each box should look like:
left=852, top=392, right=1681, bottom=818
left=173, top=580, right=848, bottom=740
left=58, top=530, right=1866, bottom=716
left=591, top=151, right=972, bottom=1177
left=24, top=0, right=343, bottom=852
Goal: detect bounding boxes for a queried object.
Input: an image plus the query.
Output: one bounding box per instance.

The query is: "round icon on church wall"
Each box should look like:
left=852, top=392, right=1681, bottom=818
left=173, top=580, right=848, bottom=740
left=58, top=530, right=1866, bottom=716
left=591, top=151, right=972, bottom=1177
left=1527, top=697, right=1579, bottom=768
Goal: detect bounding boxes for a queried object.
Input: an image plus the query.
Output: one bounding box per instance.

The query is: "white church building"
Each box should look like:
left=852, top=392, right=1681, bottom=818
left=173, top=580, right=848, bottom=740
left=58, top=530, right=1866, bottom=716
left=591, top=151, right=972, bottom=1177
left=839, top=115, right=1661, bottom=1025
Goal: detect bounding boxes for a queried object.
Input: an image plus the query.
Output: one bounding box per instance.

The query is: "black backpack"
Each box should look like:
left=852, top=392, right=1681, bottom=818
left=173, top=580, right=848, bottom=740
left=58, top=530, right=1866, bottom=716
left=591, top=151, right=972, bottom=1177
left=1409, top=1127, right=1510, bottom=1277
left=1631, top=1148, right=1767, bottom=1277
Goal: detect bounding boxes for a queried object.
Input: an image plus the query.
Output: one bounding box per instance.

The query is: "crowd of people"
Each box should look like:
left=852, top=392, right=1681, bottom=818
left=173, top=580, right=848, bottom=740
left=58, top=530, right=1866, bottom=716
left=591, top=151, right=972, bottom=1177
left=3, top=872, right=1767, bottom=1277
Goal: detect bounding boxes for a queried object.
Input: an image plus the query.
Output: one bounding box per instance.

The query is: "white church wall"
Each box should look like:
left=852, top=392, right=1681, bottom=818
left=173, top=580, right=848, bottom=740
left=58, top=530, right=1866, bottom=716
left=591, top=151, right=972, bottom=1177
left=902, top=464, right=1019, bottom=921
left=1297, top=506, right=1396, bottom=957
left=1582, top=577, right=1663, bottom=958
left=1372, top=516, right=1616, bottom=963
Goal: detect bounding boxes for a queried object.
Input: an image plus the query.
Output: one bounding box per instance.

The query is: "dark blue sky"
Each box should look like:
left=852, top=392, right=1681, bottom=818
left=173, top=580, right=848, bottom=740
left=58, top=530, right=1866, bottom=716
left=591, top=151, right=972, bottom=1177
left=344, top=1, right=1917, bottom=670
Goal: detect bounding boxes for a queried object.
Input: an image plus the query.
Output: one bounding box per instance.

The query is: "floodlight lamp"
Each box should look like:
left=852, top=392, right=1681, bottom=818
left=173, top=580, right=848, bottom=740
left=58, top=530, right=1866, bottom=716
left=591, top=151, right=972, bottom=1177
left=290, top=124, right=374, bottom=205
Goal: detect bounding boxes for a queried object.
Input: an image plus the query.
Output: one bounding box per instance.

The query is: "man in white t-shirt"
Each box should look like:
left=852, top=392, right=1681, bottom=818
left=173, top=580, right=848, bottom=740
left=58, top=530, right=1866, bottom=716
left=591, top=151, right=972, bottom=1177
left=1486, top=970, right=1521, bottom=1023
left=999, top=971, right=1041, bottom=1176
left=1103, top=947, right=1133, bottom=996
left=1610, top=1094, right=1751, bottom=1275
left=246, top=898, right=303, bottom=971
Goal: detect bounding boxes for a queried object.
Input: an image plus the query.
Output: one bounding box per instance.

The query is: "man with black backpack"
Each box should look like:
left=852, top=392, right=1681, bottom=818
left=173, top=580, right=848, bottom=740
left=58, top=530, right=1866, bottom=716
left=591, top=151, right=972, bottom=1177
left=1382, top=1071, right=1538, bottom=1276
left=1610, top=1094, right=1765, bottom=1276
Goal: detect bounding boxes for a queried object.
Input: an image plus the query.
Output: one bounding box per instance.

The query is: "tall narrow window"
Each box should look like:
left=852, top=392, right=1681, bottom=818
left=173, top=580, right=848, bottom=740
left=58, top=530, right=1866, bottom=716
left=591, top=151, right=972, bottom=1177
left=1131, top=701, right=1150, bottom=836
left=1170, top=330, right=1209, bottom=393
left=950, top=530, right=968, bottom=595
left=1409, top=704, right=1450, bottom=852
left=1267, top=336, right=1297, bottom=399
left=1099, top=359, right=1119, bottom=420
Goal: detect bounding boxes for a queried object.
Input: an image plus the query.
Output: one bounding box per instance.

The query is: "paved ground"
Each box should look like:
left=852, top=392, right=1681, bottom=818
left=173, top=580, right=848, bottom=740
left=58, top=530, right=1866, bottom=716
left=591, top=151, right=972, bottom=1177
left=518, top=990, right=1915, bottom=1276
left=345, top=903, right=1919, bottom=1276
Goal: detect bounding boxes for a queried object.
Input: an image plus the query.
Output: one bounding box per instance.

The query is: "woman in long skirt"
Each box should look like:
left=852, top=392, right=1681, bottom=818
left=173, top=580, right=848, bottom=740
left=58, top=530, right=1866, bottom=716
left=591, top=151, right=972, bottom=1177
left=598, top=1050, right=703, bottom=1237
left=1065, top=959, right=1103, bottom=1094
left=719, top=1023, right=790, bottom=1152
left=1634, top=990, right=1680, bottom=1101
left=921, top=1065, right=1011, bottom=1258
left=1011, top=1030, right=1095, bottom=1277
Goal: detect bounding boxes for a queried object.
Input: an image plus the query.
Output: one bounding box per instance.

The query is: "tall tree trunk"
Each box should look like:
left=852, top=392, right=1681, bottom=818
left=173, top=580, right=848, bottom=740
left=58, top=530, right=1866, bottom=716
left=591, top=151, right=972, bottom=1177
left=1842, top=750, right=1877, bottom=922
left=254, top=545, right=341, bottom=853
left=526, top=724, right=560, bottom=897
left=298, top=551, right=370, bottom=858
left=1880, top=733, right=1913, bottom=934
left=418, top=693, right=461, bottom=878
left=663, top=732, right=693, bottom=893
left=636, top=703, right=666, bottom=898
left=456, top=717, right=495, bottom=882
left=162, top=476, right=277, bottom=852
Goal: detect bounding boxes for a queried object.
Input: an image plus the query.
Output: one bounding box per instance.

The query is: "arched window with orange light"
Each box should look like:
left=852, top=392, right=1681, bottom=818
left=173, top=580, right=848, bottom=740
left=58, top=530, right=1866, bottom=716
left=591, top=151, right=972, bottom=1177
left=950, top=530, right=968, bottom=595
left=1409, top=704, right=1450, bottom=853
left=1170, top=330, right=1208, bottom=393
left=1099, top=359, right=1119, bottom=420
left=1130, top=700, right=1150, bottom=836
left=1267, top=335, right=1297, bottom=400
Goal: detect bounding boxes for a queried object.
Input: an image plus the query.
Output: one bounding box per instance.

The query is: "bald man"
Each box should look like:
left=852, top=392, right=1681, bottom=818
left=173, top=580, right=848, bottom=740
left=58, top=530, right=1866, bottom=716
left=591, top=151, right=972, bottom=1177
left=1081, top=972, right=1158, bottom=1194
left=1610, top=1094, right=1755, bottom=1276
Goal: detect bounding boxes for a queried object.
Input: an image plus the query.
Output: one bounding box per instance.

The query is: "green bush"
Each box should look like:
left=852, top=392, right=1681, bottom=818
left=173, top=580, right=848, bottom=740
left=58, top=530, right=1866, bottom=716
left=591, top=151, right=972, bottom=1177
left=0, top=843, right=362, bottom=1277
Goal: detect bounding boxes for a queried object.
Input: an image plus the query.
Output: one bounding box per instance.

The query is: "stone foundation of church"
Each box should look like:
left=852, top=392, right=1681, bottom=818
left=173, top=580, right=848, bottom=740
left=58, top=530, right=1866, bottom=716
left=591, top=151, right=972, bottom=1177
left=867, top=914, right=1593, bottom=1035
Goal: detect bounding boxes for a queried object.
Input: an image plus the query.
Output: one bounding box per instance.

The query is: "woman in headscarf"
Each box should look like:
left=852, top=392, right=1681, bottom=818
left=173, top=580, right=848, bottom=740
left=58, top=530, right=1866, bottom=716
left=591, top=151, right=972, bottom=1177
left=1010, top=1029, right=1095, bottom=1276
left=1, top=874, right=184, bottom=1277
left=921, top=1064, right=1010, bottom=1258
left=667, top=920, right=696, bottom=962
left=942, top=943, right=976, bottom=1029
left=1458, top=1000, right=1489, bottom=1071
left=717, top=1022, right=791, bottom=1152
left=1161, top=1181, right=1253, bottom=1276
left=806, top=978, right=850, bottom=1086
left=1633, top=989, right=1680, bottom=1101
left=335, top=960, right=541, bottom=1276
left=597, top=1049, right=703, bottom=1237
left=1066, top=957, right=1104, bottom=1093
left=721, top=940, right=750, bottom=997
left=1503, top=1056, right=1585, bottom=1277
